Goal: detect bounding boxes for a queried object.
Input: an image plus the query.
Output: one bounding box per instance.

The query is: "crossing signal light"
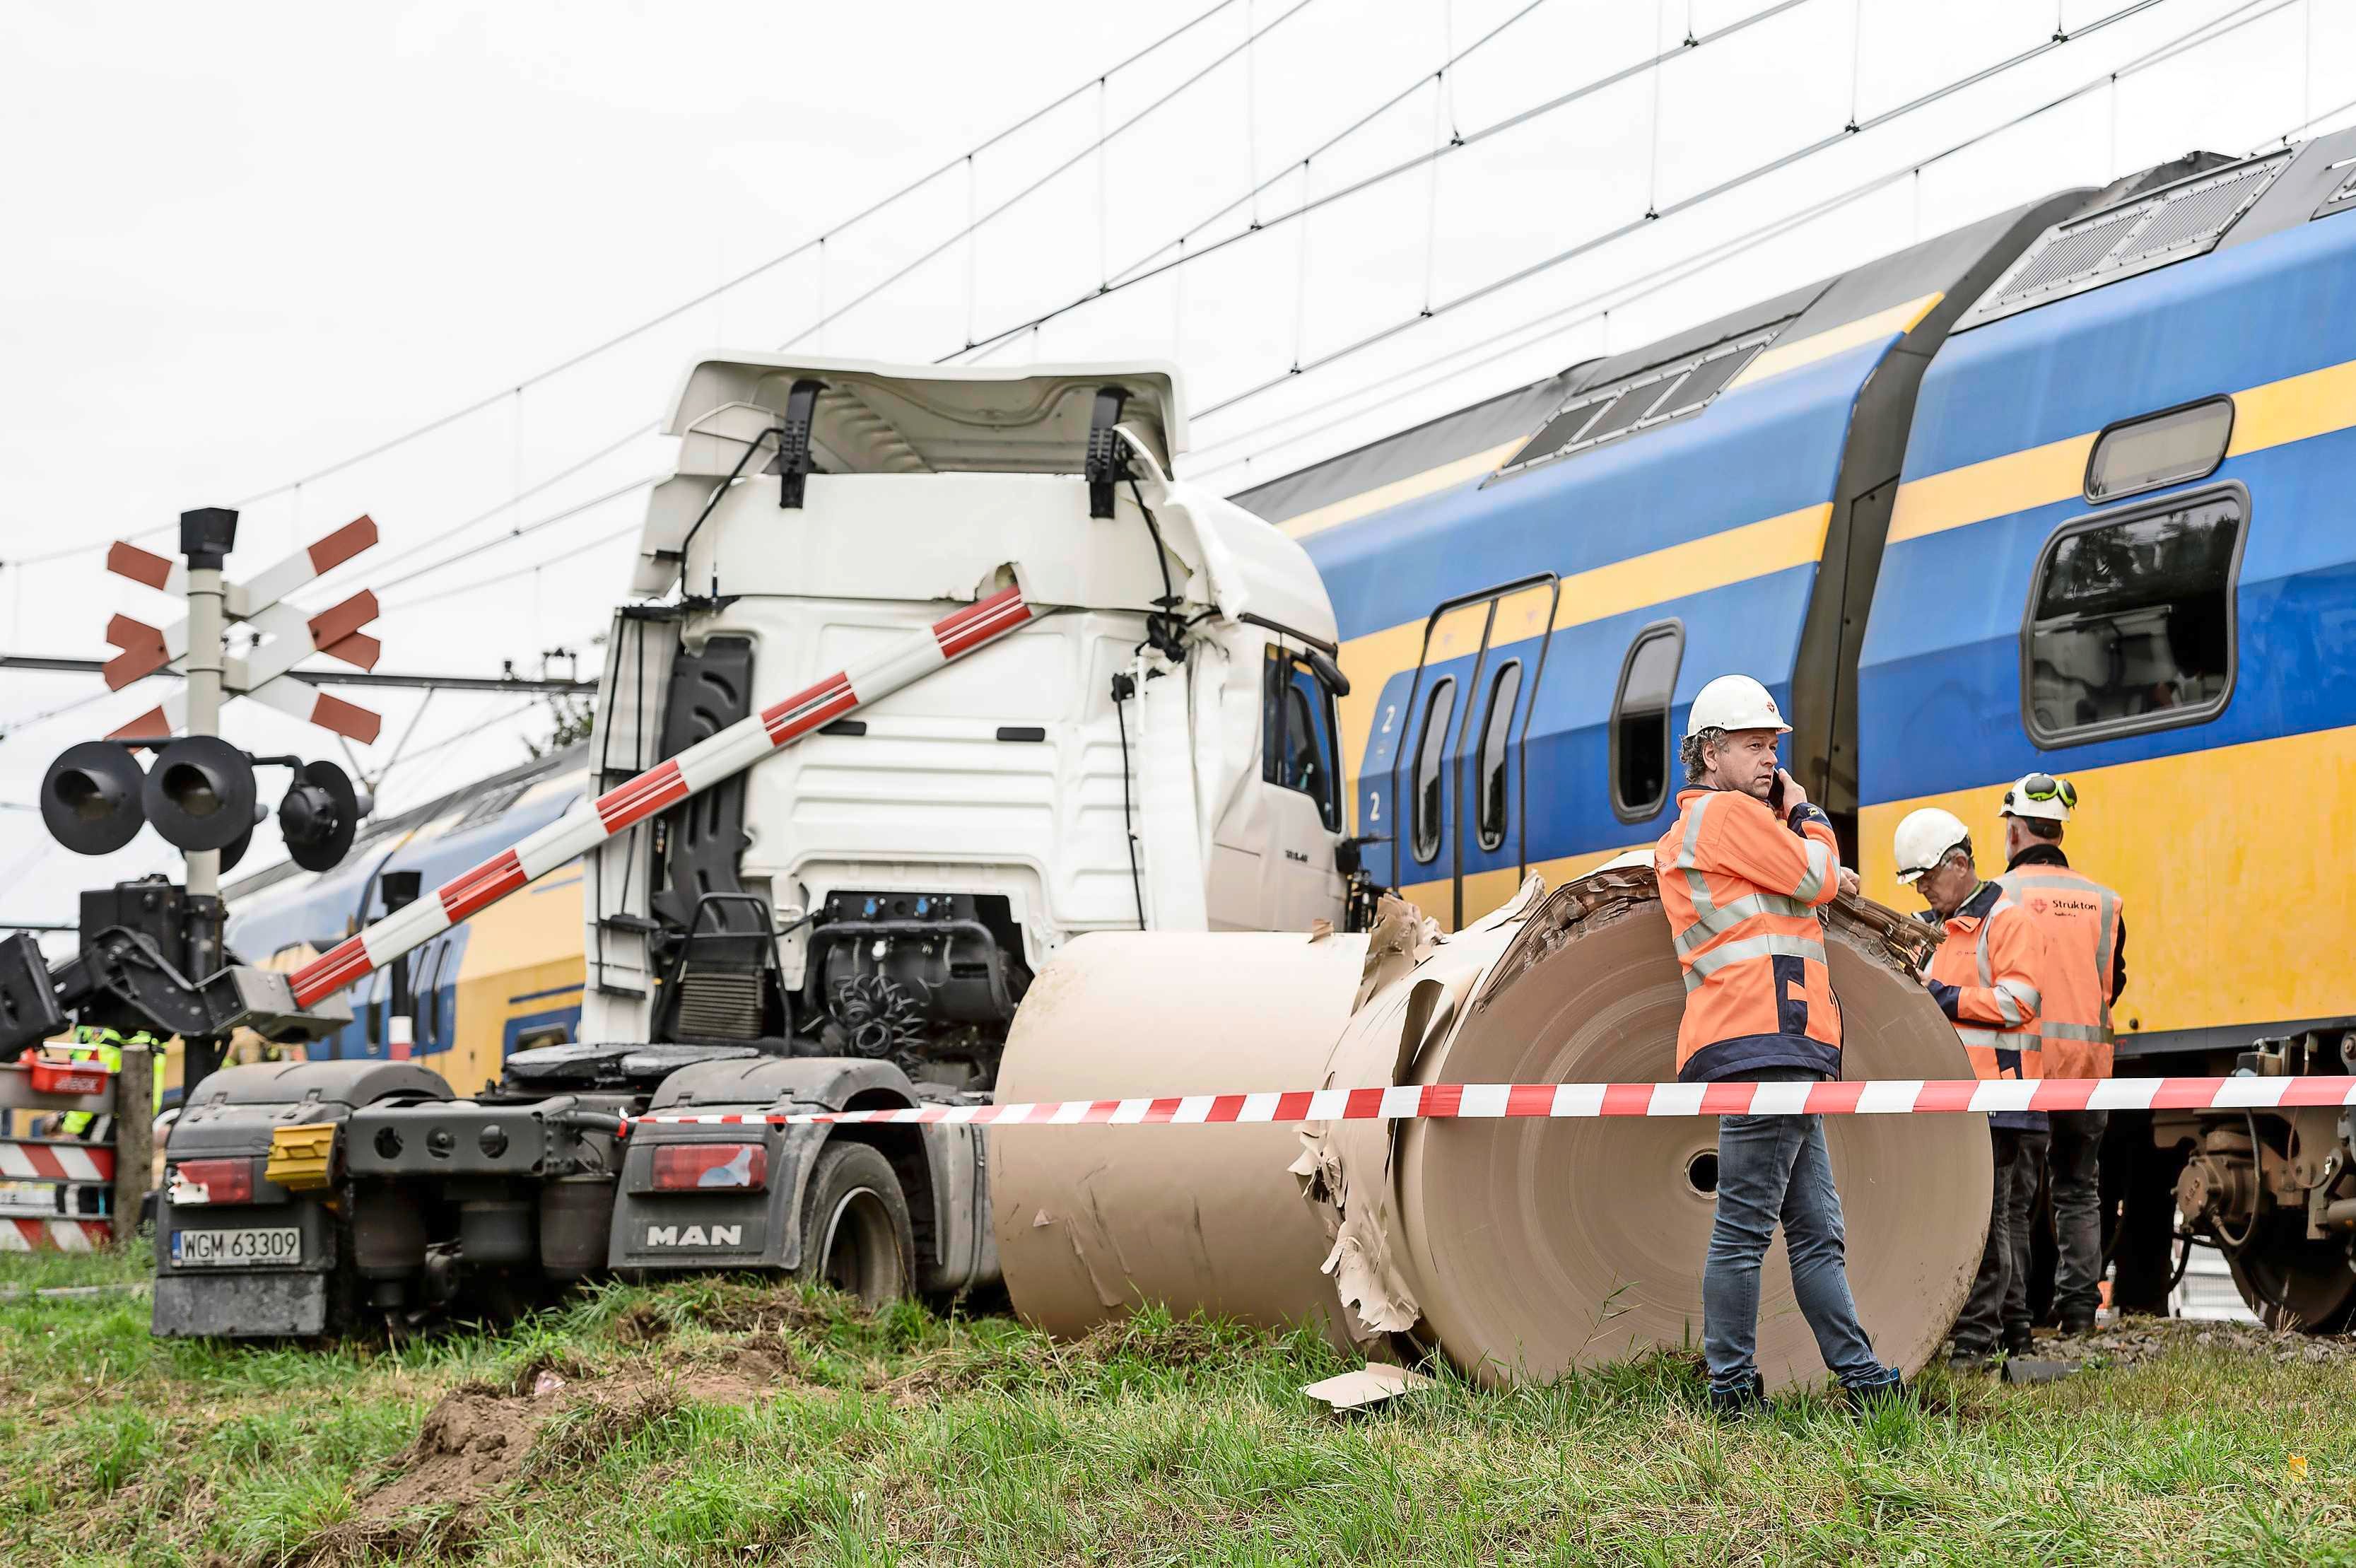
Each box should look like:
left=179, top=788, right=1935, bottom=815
left=40, top=742, right=148, bottom=856
left=143, top=735, right=259, bottom=853
left=276, top=760, right=366, bottom=874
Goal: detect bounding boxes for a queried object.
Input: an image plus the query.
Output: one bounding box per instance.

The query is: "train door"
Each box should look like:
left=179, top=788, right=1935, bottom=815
left=1447, top=579, right=1557, bottom=928
left=1385, top=576, right=1557, bottom=929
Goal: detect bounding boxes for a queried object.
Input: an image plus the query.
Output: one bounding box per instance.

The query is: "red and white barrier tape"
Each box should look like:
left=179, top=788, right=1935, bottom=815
left=288, top=583, right=1033, bottom=1010
left=622, top=1073, right=2356, bottom=1133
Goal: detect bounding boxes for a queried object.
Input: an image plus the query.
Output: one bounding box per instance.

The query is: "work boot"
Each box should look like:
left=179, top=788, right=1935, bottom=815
left=1947, top=1342, right=1997, bottom=1374
left=1706, top=1372, right=1767, bottom=1419
left=2003, top=1327, right=2035, bottom=1361
left=2058, top=1310, right=2097, bottom=1336
left=1841, top=1373, right=1907, bottom=1414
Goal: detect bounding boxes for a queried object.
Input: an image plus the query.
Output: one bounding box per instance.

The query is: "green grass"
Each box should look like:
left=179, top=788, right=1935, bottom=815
left=0, top=1239, right=153, bottom=1294
left=1, top=1254, right=2351, bottom=1566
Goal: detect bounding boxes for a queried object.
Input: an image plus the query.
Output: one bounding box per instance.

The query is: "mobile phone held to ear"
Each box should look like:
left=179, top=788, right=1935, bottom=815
left=1767, top=769, right=1788, bottom=816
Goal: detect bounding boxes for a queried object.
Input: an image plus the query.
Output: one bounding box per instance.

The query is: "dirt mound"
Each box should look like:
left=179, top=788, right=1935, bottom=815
left=2040, top=1316, right=2356, bottom=1368
left=293, top=1350, right=785, bottom=1565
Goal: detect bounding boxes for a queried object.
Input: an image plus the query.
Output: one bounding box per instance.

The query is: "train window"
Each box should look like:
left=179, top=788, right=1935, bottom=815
left=1473, top=662, right=1523, bottom=852
left=1410, top=678, right=1458, bottom=864
left=2085, top=398, right=2233, bottom=502
left=2024, top=488, right=2243, bottom=745
left=1261, top=648, right=1342, bottom=831
left=1610, top=622, right=1684, bottom=821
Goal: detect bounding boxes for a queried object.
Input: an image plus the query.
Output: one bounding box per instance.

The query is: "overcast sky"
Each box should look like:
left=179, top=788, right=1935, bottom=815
left=3, top=0, right=2349, bottom=937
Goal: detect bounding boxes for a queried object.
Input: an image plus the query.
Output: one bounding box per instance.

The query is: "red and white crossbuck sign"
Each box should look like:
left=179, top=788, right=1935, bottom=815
left=102, top=517, right=385, bottom=743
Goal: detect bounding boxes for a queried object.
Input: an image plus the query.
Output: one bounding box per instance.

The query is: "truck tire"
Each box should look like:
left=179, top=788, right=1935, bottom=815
left=796, top=1140, right=914, bottom=1308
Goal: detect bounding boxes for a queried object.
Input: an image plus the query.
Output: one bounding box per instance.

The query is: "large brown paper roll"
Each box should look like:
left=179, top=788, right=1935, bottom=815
left=990, top=930, right=1366, bottom=1342
left=1389, top=874, right=1988, bottom=1389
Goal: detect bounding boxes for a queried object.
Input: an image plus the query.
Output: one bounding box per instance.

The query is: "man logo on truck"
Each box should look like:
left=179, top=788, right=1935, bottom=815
left=644, top=1224, right=742, bottom=1248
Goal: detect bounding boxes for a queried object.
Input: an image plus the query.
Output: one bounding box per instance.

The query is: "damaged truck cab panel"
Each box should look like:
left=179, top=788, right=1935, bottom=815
left=582, top=356, right=1349, bottom=1075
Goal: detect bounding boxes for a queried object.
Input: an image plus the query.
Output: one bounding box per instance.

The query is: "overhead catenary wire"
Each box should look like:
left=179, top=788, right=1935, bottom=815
left=1192, top=0, right=2179, bottom=421
left=1192, top=0, right=2297, bottom=480
left=766, top=0, right=1327, bottom=361
left=368, top=474, right=658, bottom=599
left=1116, top=0, right=1549, bottom=310
left=379, top=520, right=645, bottom=614
left=20, top=0, right=1251, bottom=571
left=223, top=0, right=1250, bottom=510
left=114, top=0, right=1332, bottom=607
left=949, top=0, right=1820, bottom=364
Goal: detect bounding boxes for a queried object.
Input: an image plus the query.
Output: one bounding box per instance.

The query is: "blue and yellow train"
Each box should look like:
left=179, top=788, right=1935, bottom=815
left=1235, top=136, right=2356, bottom=1326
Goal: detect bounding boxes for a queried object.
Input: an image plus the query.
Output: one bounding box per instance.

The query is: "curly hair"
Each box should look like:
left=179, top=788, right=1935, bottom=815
left=1680, top=726, right=1725, bottom=785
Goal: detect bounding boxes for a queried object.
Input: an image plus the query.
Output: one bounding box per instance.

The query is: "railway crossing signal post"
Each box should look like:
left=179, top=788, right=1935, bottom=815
left=177, top=508, right=235, bottom=1087
left=11, top=506, right=380, bottom=1099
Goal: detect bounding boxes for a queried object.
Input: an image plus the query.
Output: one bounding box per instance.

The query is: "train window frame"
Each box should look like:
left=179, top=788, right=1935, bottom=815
left=2082, top=396, right=2234, bottom=503
left=2018, top=481, right=2248, bottom=750
left=1472, top=660, right=1524, bottom=853
left=1609, top=619, right=1685, bottom=824
left=1260, top=645, right=1343, bottom=831
left=1410, top=677, right=1458, bottom=865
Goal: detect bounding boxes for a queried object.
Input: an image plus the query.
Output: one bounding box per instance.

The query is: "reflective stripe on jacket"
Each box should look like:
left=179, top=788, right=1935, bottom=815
left=1996, top=860, right=2123, bottom=1080
left=1924, top=881, right=2046, bottom=1130
left=1656, top=788, right=1842, bottom=1084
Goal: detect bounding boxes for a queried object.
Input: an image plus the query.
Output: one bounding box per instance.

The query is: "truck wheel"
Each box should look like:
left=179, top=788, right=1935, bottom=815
left=796, top=1141, right=913, bottom=1308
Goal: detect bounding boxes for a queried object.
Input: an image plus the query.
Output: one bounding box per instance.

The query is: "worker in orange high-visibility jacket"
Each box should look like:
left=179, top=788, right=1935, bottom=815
left=1995, top=772, right=2125, bottom=1335
left=1895, top=807, right=2048, bottom=1367
left=1658, top=674, right=1899, bottom=1417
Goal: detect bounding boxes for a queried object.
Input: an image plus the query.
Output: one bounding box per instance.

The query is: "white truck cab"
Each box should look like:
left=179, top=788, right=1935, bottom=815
left=580, top=358, right=1352, bottom=1085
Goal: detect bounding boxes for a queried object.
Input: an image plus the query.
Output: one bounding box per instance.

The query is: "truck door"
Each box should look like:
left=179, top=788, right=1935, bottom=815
left=1388, top=576, right=1557, bottom=930
left=1259, top=645, right=1346, bottom=930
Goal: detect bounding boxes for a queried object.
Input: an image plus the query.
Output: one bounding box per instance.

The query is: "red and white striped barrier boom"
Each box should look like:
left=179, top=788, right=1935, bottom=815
left=288, top=582, right=1034, bottom=1010
left=626, top=1074, right=2356, bottom=1132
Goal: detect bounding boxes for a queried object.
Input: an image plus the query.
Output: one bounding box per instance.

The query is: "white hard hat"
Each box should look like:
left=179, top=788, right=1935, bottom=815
left=1892, top=807, right=1971, bottom=884
left=1999, top=771, right=2076, bottom=824
left=1684, top=674, right=1790, bottom=738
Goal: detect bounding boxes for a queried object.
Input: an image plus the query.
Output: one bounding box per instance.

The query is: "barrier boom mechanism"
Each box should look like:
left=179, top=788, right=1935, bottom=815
left=288, top=580, right=1034, bottom=1010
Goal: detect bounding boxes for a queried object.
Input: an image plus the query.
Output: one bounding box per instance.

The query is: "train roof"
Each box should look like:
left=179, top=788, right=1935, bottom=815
left=1231, top=194, right=2088, bottom=546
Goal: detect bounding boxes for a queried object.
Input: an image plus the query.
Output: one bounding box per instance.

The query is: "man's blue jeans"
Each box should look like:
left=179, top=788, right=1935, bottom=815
left=1703, top=1070, right=1895, bottom=1392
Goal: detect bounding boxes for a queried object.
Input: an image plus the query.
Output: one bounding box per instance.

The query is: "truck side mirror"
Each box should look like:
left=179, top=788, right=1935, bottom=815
left=1306, top=648, right=1350, bottom=698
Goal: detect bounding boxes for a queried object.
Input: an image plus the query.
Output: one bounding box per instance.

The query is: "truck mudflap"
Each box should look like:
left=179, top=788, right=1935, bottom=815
left=154, top=1060, right=453, bottom=1338
left=153, top=1271, right=327, bottom=1337
left=614, top=1055, right=999, bottom=1292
